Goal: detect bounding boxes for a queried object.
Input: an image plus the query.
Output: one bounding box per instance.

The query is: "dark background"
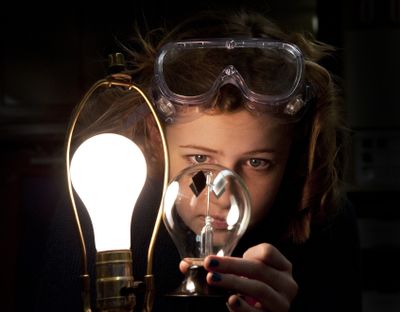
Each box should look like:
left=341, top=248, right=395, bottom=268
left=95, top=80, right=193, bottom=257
left=2, top=1, right=400, bottom=311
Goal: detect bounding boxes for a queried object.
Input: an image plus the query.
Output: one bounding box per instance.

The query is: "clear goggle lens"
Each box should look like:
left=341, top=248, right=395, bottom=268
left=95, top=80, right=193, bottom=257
left=154, top=39, right=309, bottom=122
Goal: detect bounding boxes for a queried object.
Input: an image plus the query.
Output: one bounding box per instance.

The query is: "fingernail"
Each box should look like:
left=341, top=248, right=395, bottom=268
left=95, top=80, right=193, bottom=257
left=211, top=272, right=222, bottom=282
left=234, top=297, right=241, bottom=307
left=228, top=296, right=241, bottom=308
left=209, top=259, right=219, bottom=267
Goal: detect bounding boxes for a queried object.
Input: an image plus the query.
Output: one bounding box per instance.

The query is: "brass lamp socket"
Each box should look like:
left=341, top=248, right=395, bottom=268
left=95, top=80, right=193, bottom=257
left=96, top=250, right=135, bottom=312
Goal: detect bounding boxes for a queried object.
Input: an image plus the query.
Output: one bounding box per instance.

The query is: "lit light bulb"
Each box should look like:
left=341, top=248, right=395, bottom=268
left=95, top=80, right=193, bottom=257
left=70, top=133, right=147, bottom=311
left=163, top=164, right=251, bottom=297
left=70, top=133, right=147, bottom=251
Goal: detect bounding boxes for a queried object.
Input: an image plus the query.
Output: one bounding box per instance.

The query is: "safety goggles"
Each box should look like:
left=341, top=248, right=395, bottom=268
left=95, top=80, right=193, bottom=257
left=152, top=38, right=311, bottom=123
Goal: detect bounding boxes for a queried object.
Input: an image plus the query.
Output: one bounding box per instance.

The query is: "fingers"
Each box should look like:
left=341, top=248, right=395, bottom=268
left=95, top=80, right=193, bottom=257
left=243, top=243, right=292, bottom=273
left=226, top=295, right=268, bottom=312
left=207, top=271, right=291, bottom=312
left=180, top=243, right=298, bottom=312
left=179, top=258, right=191, bottom=274
left=203, top=243, right=298, bottom=312
left=204, top=252, right=296, bottom=297
left=205, top=255, right=282, bottom=288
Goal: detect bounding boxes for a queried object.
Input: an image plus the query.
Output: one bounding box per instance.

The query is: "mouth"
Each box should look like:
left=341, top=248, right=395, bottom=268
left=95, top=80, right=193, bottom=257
left=201, top=215, right=228, bottom=230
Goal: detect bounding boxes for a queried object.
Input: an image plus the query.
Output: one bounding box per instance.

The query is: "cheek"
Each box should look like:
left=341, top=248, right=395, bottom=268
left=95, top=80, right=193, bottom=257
left=168, top=150, right=186, bottom=179
left=244, top=174, right=284, bottom=228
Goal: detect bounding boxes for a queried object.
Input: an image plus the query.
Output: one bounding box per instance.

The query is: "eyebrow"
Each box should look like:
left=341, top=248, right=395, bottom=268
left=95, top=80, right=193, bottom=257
left=179, top=145, right=276, bottom=155
left=179, top=144, right=220, bottom=154
left=244, top=148, right=276, bottom=155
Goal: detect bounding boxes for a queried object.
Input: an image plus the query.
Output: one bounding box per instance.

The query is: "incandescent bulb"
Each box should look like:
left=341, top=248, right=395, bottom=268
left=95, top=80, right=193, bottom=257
left=163, top=164, right=251, bottom=296
left=70, top=133, right=147, bottom=252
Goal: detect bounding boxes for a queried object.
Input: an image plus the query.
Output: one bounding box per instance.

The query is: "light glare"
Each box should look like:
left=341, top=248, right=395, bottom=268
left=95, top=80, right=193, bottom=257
left=70, top=133, right=147, bottom=251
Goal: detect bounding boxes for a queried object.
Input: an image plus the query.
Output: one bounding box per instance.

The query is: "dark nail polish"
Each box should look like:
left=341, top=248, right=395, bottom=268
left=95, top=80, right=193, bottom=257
left=209, top=259, right=219, bottom=267
left=211, top=272, right=222, bottom=282
left=234, top=297, right=241, bottom=307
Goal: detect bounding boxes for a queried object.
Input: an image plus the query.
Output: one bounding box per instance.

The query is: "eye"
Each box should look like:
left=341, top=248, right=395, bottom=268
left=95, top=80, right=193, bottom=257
left=247, top=158, right=272, bottom=170
left=189, top=154, right=208, bottom=164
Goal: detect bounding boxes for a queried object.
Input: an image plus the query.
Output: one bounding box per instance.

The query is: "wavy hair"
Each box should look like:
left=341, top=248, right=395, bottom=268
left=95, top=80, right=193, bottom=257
left=81, top=9, right=349, bottom=243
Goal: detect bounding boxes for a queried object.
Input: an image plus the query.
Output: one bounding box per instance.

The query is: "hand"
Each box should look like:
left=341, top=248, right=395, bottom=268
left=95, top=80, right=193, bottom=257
left=180, top=243, right=298, bottom=312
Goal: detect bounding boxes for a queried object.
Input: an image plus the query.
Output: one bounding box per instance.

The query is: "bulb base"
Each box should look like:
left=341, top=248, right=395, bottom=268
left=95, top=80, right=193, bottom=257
left=96, top=250, right=135, bottom=312
left=167, top=265, right=228, bottom=298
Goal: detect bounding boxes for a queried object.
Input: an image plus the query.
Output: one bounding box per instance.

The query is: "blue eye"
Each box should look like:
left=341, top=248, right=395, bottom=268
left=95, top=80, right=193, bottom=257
left=247, top=158, right=271, bottom=169
left=192, top=155, right=208, bottom=163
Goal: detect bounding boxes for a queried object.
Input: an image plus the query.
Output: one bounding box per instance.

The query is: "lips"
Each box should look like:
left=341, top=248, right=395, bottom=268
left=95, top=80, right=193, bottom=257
left=201, top=215, right=228, bottom=230
left=212, top=218, right=228, bottom=230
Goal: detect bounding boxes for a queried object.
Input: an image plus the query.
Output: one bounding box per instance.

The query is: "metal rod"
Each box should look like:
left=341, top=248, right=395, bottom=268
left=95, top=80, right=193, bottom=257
left=65, top=79, right=109, bottom=312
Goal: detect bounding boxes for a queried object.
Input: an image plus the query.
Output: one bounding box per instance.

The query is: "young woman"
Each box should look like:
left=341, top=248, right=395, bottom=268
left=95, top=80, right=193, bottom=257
left=126, top=9, right=361, bottom=312
left=35, top=9, right=361, bottom=312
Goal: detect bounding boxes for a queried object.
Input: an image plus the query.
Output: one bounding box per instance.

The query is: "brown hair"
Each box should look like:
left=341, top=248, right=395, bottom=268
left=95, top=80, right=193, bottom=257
left=77, top=9, right=349, bottom=243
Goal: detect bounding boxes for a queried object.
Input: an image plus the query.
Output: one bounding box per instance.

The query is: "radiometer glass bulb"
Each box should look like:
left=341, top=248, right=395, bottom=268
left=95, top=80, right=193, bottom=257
left=163, top=164, right=251, bottom=265
left=70, top=133, right=147, bottom=252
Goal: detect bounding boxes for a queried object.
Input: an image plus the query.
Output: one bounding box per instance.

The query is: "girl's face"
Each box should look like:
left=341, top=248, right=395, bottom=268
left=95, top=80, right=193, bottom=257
left=166, top=109, right=293, bottom=228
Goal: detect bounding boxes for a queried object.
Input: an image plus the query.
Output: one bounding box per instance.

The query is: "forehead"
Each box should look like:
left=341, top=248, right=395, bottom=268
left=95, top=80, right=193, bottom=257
left=166, top=110, right=292, bottom=152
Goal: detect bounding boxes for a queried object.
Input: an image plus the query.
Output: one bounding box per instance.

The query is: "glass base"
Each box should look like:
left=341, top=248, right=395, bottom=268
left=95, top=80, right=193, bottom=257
left=166, top=266, right=228, bottom=298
